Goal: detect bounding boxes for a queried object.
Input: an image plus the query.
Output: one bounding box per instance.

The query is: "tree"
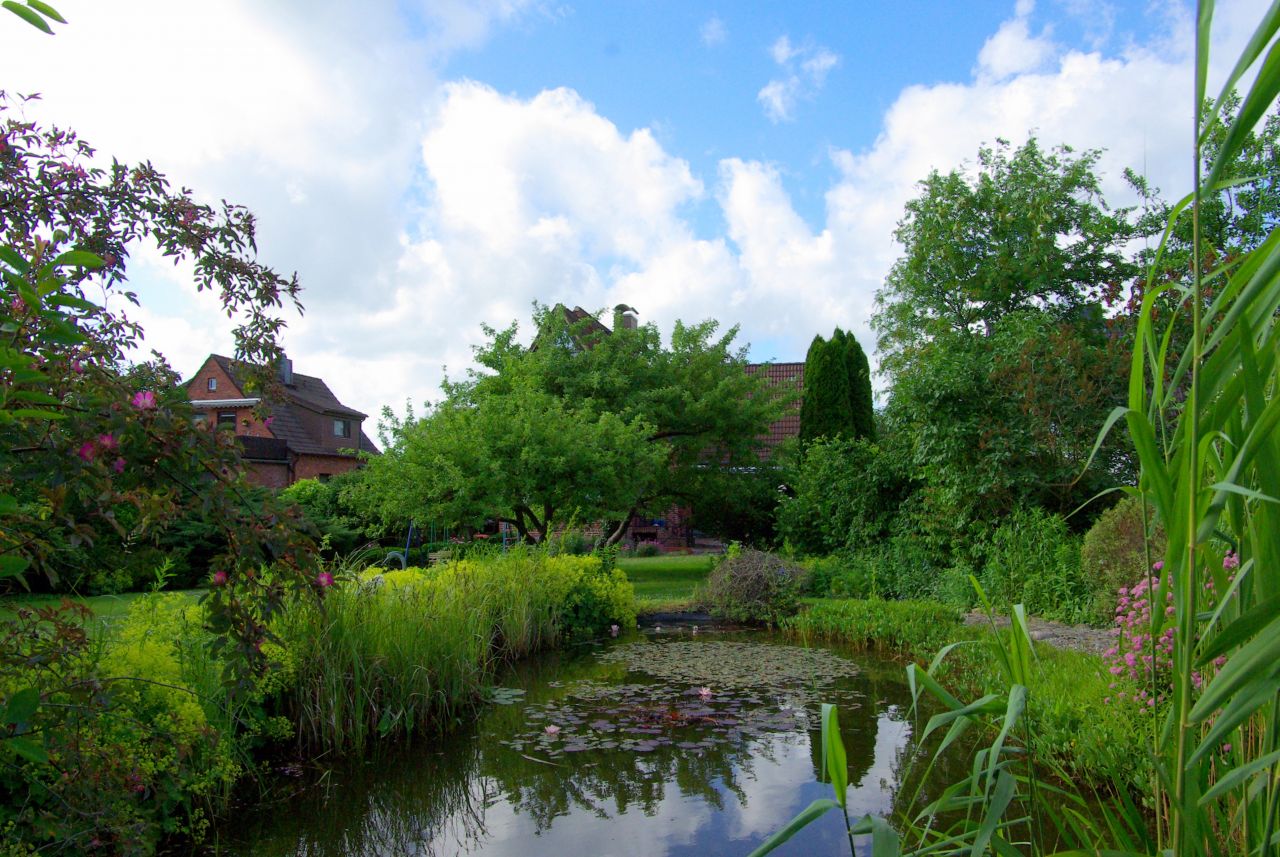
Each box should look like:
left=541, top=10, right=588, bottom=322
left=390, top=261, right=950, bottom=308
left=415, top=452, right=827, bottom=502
left=360, top=305, right=788, bottom=543
left=798, top=328, right=874, bottom=445
left=871, top=138, right=1137, bottom=553
left=874, top=138, right=1137, bottom=378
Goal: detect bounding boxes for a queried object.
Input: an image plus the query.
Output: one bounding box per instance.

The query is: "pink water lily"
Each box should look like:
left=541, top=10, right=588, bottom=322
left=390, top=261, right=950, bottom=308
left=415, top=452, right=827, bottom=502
left=544, top=724, right=561, bottom=736
left=698, top=687, right=713, bottom=700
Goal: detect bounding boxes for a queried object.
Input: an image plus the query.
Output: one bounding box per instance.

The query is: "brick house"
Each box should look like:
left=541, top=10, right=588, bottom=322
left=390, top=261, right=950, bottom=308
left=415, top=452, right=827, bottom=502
left=185, top=354, right=378, bottom=489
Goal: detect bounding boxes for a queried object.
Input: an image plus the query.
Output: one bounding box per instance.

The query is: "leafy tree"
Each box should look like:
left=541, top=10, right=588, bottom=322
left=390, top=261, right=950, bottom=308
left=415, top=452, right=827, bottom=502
left=874, top=137, right=1136, bottom=378
left=871, top=138, right=1138, bottom=555
left=777, top=436, right=911, bottom=556
left=360, top=306, right=787, bottom=543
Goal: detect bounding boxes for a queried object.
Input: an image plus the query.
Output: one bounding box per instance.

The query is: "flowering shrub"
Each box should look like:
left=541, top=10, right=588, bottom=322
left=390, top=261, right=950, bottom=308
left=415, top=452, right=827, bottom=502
left=1105, top=555, right=1234, bottom=706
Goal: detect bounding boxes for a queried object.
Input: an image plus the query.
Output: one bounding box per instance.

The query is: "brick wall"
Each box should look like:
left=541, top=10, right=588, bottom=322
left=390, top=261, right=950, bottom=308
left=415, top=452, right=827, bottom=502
left=188, top=360, right=241, bottom=401
left=294, top=453, right=363, bottom=482
left=247, top=461, right=291, bottom=489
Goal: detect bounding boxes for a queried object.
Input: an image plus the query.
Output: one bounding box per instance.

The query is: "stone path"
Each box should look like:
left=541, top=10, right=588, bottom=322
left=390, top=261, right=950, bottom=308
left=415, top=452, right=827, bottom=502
left=963, top=611, right=1115, bottom=657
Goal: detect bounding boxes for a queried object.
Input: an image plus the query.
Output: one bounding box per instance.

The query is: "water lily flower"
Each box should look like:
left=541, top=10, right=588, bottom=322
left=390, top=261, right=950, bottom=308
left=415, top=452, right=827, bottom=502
left=698, top=687, right=712, bottom=700
left=544, top=724, right=560, bottom=736
left=610, top=624, right=620, bottom=637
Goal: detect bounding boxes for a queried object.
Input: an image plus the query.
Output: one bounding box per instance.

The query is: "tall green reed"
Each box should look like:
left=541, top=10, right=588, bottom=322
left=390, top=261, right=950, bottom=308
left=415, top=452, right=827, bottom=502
left=277, top=548, right=633, bottom=755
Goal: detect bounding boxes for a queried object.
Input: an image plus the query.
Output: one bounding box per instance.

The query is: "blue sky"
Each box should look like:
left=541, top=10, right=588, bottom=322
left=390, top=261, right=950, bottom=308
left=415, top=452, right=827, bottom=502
left=2, top=1, right=1268, bottom=418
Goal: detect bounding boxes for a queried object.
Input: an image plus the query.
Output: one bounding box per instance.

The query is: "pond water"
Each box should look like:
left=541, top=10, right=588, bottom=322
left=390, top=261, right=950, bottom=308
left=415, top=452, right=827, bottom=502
left=213, top=624, right=951, bottom=857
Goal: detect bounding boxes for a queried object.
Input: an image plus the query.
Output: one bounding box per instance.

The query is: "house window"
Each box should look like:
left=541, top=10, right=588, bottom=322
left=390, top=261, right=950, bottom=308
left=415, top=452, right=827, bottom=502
left=217, top=412, right=236, bottom=429
left=333, top=419, right=351, bottom=438
left=207, top=378, right=217, bottom=392
left=318, top=473, right=332, bottom=483
left=193, top=412, right=207, bottom=425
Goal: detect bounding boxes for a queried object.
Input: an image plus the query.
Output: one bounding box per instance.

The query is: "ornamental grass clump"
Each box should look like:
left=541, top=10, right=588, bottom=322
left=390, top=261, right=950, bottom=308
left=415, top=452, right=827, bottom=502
left=702, top=549, right=806, bottom=626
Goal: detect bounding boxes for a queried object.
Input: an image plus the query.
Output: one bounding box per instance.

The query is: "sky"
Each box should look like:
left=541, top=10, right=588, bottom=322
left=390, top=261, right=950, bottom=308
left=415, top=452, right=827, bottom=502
left=1, top=0, right=1270, bottom=422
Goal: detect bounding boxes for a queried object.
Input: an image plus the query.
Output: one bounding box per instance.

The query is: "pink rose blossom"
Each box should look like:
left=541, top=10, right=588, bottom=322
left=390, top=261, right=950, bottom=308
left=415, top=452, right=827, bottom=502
left=77, top=441, right=96, bottom=462
left=316, top=571, right=334, bottom=588
left=112, top=457, right=125, bottom=474
left=97, top=434, right=117, bottom=451
left=131, top=390, right=157, bottom=410
left=212, top=570, right=228, bottom=587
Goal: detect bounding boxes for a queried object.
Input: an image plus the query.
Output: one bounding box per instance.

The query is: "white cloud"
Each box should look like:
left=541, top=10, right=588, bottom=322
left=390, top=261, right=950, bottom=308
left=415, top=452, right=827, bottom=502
left=701, top=15, right=727, bottom=46
left=758, top=35, right=841, bottom=123
left=1, top=0, right=1266, bottom=421
left=976, top=17, right=1056, bottom=79
left=770, top=35, right=797, bottom=65
left=757, top=79, right=800, bottom=123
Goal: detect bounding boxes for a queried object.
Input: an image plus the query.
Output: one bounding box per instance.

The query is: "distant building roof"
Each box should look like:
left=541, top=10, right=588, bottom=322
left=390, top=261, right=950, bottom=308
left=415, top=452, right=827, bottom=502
left=189, top=354, right=379, bottom=455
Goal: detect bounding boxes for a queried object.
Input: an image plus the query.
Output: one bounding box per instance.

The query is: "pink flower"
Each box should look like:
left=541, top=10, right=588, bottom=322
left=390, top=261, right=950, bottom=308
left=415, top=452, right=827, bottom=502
left=112, top=457, right=125, bottom=474
left=212, top=570, right=228, bottom=587
left=264, top=416, right=275, bottom=429
left=1223, top=552, right=1240, bottom=570
left=76, top=441, right=96, bottom=462
left=71, top=359, right=84, bottom=374
left=610, top=623, right=620, bottom=637
left=544, top=724, right=560, bottom=736
left=97, top=434, right=117, bottom=451
left=1152, top=560, right=1164, bottom=571
left=316, top=571, right=334, bottom=588
left=131, top=390, right=156, bottom=410
left=698, top=687, right=713, bottom=700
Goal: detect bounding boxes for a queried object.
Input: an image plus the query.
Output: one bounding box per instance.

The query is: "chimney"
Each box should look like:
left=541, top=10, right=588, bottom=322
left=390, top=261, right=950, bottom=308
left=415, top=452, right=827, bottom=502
left=278, top=355, right=293, bottom=385
left=613, top=304, right=638, bottom=331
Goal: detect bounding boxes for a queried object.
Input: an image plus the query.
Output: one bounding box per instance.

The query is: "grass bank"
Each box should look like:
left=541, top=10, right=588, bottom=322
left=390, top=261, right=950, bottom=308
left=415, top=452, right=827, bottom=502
left=618, top=554, right=713, bottom=613
left=786, top=598, right=1148, bottom=789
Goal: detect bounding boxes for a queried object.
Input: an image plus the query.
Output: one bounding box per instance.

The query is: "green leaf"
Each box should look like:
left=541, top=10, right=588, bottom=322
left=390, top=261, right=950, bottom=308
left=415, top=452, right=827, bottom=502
left=50, top=250, right=104, bottom=270
left=971, top=768, right=1017, bottom=857
left=0, top=245, right=29, bottom=273
left=1200, top=748, right=1280, bottom=805
left=0, top=493, right=17, bottom=515
left=1189, top=613, right=1280, bottom=722
left=2, top=1, right=52, bottom=32
left=0, top=555, right=30, bottom=579
left=822, top=703, right=848, bottom=808
left=25, top=0, right=66, bottom=24
left=9, top=408, right=66, bottom=420
left=1197, top=594, right=1280, bottom=665
left=746, top=798, right=839, bottom=857
left=3, top=688, right=39, bottom=725
left=5, top=736, right=48, bottom=764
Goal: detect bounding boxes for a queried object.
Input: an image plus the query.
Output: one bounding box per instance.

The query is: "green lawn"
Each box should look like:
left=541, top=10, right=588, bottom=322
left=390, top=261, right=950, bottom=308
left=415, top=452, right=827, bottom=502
left=0, top=589, right=204, bottom=630
left=617, top=554, right=714, bottom=612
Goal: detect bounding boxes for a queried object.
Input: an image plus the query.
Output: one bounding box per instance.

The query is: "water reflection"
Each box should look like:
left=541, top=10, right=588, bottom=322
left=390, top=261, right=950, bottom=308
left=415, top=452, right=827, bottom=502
left=216, top=632, right=925, bottom=857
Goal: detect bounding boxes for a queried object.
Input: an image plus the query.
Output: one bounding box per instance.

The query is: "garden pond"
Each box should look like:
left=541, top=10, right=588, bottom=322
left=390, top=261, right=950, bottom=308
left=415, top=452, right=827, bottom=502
left=211, top=623, right=959, bottom=856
